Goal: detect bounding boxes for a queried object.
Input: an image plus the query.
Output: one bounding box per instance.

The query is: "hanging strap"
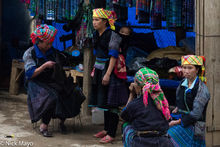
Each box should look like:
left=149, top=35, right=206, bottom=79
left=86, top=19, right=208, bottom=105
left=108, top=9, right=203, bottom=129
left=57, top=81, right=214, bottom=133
left=184, top=91, right=190, bottom=112
left=182, top=87, right=204, bottom=121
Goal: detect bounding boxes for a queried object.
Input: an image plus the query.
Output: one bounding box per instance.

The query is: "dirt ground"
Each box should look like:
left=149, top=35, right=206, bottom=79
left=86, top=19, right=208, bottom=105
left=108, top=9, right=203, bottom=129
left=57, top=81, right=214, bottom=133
left=0, top=91, right=123, bottom=147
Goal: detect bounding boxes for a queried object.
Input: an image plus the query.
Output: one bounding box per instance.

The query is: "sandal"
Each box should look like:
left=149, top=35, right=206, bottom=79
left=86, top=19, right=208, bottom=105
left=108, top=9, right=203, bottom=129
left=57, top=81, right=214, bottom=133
left=99, top=135, right=114, bottom=144
left=93, top=131, right=107, bottom=138
left=39, top=128, right=53, bottom=137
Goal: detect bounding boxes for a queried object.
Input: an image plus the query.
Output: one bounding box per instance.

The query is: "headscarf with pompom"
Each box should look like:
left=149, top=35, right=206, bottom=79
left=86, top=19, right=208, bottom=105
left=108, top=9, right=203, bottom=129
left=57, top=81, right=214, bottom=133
left=181, top=55, right=206, bottom=83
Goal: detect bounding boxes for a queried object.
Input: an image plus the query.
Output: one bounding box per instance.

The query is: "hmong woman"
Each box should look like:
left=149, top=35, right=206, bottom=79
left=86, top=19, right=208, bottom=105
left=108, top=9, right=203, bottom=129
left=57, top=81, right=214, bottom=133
left=121, top=67, right=174, bottom=147
left=168, top=55, right=210, bottom=147
left=23, top=24, right=84, bottom=137
left=89, top=8, right=128, bottom=143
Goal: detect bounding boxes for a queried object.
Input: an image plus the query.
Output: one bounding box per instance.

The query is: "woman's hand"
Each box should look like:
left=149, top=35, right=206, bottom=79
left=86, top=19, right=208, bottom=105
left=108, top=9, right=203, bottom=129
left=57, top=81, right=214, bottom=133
left=172, top=107, right=178, bottom=113
left=169, top=119, right=181, bottom=127
left=129, top=83, right=137, bottom=96
left=102, top=56, right=116, bottom=85
left=31, top=61, right=56, bottom=78
left=102, top=74, right=110, bottom=85
left=129, top=82, right=141, bottom=95
left=42, top=61, right=56, bottom=69
left=126, top=83, right=141, bottom=106
left=129, top=83, right=135, bottom=91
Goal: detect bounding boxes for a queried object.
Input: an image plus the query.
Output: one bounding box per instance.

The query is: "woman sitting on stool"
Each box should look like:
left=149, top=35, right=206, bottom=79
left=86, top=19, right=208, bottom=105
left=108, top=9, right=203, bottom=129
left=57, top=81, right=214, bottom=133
left=23, top=24, right=84, bottom=137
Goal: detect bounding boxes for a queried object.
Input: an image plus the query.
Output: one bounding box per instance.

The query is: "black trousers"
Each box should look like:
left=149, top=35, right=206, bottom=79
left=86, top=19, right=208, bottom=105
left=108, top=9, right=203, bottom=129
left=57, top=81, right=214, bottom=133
left=104, top=110, right=119, bottom=137
left=41, top=108, right=66, bottom=125
left=42, top=107, right=54, bottom=125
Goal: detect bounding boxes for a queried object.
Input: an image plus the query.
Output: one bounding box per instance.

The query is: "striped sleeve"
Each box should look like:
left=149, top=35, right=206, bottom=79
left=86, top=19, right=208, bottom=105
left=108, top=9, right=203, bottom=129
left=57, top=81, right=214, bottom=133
left=22, top=47, right=36, bottom=79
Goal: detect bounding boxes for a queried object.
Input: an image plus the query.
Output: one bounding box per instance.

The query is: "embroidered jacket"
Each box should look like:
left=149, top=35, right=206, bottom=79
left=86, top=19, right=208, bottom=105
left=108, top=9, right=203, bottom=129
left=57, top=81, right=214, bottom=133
left=176, top=78, right=210, bottom=127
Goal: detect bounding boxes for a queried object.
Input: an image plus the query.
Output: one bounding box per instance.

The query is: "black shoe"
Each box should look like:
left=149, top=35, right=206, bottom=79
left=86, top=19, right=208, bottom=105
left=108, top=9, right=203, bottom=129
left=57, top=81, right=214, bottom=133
left=39, top=129, right=53, bottom=137
left=59, top=123, right=67, bottom=134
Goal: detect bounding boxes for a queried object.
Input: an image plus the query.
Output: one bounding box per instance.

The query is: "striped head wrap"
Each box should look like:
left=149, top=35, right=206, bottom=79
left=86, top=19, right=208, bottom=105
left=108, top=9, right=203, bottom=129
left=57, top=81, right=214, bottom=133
left=181, top=55, right=206, bottom=83
left=31, top=24, right=57, bottom=44
left=93, top=8, right=117, bottom=30
left=135, top=67, right=171, bottom=120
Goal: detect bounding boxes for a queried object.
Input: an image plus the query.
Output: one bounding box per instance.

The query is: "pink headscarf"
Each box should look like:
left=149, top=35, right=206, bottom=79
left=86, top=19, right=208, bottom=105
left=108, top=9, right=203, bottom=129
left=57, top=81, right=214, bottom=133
left=31, top=24, right=57, bottom=44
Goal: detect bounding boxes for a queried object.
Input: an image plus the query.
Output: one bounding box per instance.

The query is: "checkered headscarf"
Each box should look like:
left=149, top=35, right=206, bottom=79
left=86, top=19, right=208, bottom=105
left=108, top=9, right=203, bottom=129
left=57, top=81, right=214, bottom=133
left=181, top=55, right=206, bottom=83
left=93, top=8, right=117, bottom=30
left=135, top=67, right=171, bottom=120
left=31, top=24, right=57, bottom=44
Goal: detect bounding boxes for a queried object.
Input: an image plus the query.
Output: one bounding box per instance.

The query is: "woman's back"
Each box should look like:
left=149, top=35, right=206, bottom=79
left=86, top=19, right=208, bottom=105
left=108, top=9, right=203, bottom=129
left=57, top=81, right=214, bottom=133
left=121, top=95, right=169, bottom=132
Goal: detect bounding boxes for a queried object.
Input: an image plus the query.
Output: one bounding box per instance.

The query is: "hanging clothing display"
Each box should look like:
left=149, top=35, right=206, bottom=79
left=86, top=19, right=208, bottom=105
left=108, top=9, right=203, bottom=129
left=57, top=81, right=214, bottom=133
left=134, top=0, right=194, bottom=31
left=166, top=0, right=194, bottom=30
left=166, top=0, right=183, bottom=29
left=28, top=0, right=37, bottom=17
left=75, top=3, right=94, bottom=49
left=38, top=0, right=45, bottom=19
left=113, top=4, right=128, bottom=23
left=136, top=0, right=151, bottom=23
left=135, top=0, right=163, bottom=28
left=22, top=0, right=81, bottom=22
left=105, top=0, right=129, bottom=24
left=161, top=0, right=167, bottom=20
left=183, top=0, right=194, bottom=30
left=21, top=0, right=195, bottom=31
left=150, top=0, right=162, bottom=29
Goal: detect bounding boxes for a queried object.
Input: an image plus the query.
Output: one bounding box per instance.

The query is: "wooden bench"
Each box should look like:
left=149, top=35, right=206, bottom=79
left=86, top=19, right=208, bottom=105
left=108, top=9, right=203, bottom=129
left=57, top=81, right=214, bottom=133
left=9, top=59, right=25, bottom=95
left=9, top=59, right=83, bottom=95
left=65, top=68, right=83, bottom=83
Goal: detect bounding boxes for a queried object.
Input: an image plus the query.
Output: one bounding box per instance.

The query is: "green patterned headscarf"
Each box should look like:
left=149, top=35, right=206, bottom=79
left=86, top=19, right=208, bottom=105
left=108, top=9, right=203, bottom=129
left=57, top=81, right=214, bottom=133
left=135, top=67, right=171, bottom=120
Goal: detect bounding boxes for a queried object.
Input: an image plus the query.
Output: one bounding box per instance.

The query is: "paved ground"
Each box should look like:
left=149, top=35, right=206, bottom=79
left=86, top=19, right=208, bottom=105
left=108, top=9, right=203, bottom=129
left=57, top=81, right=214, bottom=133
left=0, top=91, right=123, bottom=147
